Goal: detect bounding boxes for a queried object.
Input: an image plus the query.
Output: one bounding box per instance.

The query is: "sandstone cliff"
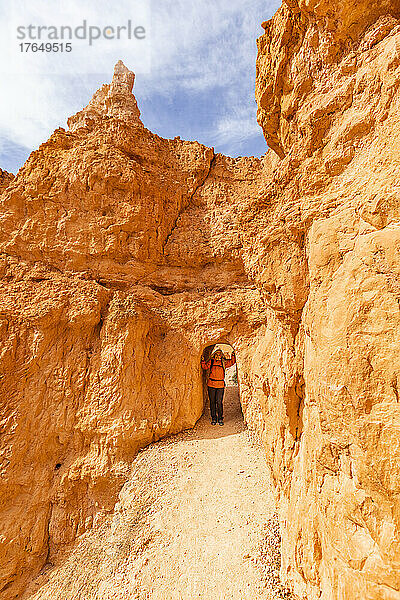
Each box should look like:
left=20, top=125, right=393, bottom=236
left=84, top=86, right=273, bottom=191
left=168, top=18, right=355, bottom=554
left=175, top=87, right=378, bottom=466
left=1, top=2, right=400, bottom=597
left=256, top=1, right=400, bottom=599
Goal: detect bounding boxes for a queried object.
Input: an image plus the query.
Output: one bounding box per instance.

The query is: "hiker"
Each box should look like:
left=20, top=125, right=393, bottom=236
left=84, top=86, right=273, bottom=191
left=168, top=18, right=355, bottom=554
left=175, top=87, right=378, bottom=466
left=201, top=348, right=236, bottom=426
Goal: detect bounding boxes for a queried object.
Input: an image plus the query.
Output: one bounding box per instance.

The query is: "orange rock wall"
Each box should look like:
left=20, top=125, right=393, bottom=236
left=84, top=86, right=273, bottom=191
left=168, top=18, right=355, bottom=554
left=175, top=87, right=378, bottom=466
left=256, top=2, right=400, bottom=598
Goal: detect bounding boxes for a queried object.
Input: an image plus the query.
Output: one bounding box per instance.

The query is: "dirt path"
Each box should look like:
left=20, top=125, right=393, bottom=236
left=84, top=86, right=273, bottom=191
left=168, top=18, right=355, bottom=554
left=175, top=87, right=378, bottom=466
left=27, top=387, right=287, bottom=600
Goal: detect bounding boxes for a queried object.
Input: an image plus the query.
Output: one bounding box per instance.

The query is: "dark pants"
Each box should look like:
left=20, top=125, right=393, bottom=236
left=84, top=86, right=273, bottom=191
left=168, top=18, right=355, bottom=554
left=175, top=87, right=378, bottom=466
left=208, top=386, right=225, bottom=422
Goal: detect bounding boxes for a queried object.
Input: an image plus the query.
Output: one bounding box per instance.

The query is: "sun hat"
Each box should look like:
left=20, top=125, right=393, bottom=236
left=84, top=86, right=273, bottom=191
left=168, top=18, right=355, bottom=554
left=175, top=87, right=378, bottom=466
left=211, top=347, right=223, bottom=356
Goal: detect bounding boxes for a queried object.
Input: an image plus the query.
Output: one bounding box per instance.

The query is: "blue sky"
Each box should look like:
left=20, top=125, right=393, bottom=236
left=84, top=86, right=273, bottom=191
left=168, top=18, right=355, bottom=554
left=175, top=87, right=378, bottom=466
left=0, top=0, right=281, bottom=174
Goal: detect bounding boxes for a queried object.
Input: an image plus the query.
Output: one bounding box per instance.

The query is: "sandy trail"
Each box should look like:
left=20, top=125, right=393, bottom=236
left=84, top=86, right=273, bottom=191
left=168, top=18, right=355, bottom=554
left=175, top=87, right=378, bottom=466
left=27, top=387, right=287, bottom=600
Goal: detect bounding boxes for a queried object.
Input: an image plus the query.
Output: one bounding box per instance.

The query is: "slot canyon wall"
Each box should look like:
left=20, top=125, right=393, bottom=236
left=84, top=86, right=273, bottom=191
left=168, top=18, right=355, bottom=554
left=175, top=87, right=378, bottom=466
left=256, top=1, right=400, bottom=598
left=0, top=1, right=399, bottom=599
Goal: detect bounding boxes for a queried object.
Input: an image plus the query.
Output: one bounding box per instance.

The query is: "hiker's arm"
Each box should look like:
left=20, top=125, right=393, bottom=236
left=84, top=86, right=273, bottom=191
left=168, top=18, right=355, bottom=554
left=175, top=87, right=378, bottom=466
left=225, top=353, right=236, bottom=367
left=201, top=357, right=211, bottom=369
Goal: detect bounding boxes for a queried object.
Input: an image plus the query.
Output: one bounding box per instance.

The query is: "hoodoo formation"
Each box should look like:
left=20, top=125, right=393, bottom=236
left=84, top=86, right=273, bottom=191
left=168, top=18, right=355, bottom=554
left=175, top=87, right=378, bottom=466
left=1, top=1, right=400, bottom=598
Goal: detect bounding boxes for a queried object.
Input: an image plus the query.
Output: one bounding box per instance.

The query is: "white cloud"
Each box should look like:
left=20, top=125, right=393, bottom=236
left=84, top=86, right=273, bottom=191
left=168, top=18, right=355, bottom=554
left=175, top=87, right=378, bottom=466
left=213, top=106, right=261, bottom=148
left=0, top=74, right=60, bottom=149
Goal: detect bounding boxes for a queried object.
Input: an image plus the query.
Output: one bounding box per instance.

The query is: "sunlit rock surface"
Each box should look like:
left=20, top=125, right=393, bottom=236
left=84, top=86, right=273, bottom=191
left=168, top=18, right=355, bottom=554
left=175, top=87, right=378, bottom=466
left=256, top=1, right=400, bottom=598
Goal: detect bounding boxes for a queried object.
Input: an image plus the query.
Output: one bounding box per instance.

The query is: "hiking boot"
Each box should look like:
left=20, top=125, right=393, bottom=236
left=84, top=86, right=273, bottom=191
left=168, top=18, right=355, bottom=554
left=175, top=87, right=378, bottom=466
left=218, top=420, right=224, bottom=426
left=211, top=420, right=217, bottom=425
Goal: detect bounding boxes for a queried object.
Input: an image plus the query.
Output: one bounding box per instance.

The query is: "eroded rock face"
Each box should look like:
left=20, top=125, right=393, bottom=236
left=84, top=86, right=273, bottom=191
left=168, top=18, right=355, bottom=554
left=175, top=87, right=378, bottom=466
left=256, top=2, right=400, bottom=599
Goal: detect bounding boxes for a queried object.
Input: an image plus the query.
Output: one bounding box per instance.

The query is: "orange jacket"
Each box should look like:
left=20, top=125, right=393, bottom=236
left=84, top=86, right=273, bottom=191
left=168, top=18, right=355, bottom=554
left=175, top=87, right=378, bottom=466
left=201, top=355, right=236, bottom=388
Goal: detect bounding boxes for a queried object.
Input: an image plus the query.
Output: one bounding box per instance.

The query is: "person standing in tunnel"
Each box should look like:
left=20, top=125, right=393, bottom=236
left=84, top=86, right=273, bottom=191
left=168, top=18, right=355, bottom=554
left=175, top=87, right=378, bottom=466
left=201, top=348, right=236, bottom=426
